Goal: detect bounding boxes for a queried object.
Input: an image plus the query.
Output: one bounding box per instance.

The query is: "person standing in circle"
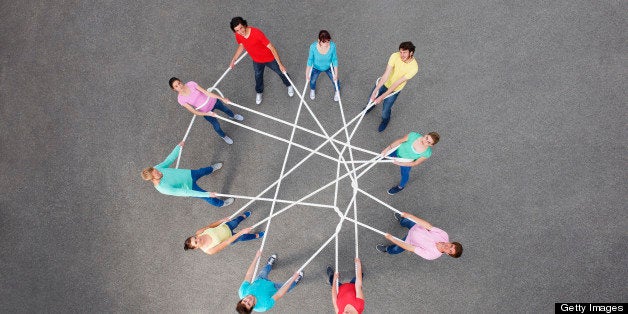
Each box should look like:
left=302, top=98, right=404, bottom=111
left=169, top=77, right=243, bottom=145
left=327, top=258, right=364, bottom=314
left=305, top=30, right=340, bottom=102
left=381, top=132, right=439, bottom=195
left=184, top=212, right=263, bottom=255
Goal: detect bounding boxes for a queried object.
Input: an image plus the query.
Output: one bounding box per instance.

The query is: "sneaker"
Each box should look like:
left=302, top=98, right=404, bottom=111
left=378, top=119, right=390, bottom=132
left=222, top=135, right=233, bottom=145
left=394, top=212, right=403, bottom=222
left=326, top=266, right=334, bottom=279
left=267, top=254, right=278, bottom=267
left=294, top=271, right=304, bottom=284
left=376, top=244, right=388, bottom=253
left=242, top=211, right=251, bottom=219
left=334, top=91, right=340, bottom=102
left=387, top=185, right=404, bottom=195
left=221, top=197, right=234, bottom=207
left=310, top=89, right=315, bottom=100
left=256, top=231, right=264, bottom=239
left=231, top=114, right=244, bottom=121
left=287, top=86, right=294, bottom=97
left=256, top=93, right=263, bottom=105
left=211, top=162, right=223, bottom=171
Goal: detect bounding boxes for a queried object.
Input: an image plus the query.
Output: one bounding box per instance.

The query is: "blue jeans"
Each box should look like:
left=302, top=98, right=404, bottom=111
left=256, top=264, right=300, bottom=292
left=225, top=215, right=258, bottom=243
left=386, top=218, right=416, bottom=254
left=190, top=166, right=223, bottom=207
left=309, top=67, right=340, bottom=91
left=389, top=150, right=411, bottom=188
left=253, top=59, right=291, bottom=93
left=370, top=85, right=400, bottom=121
left=202, top=99, right=234, bottom=138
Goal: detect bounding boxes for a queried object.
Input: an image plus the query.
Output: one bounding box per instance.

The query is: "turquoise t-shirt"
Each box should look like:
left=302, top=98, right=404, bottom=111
left=239, top=279, right=277, bottom=312
left=307, top=41, right=338, bottom=71
left=396, top=132, right=432, bottom=160
left=153, top=146, right=208, bottom=198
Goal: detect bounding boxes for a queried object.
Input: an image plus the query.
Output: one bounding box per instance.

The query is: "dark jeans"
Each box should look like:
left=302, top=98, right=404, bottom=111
left=328, top=275, right=356, bottom=286
left=386, top=218, right=417, bottom=254
left=203, top=99, right=235, bottom=138
left=253, top=59, right=291, bottom=93
left=309, top=67, right=340, bottom=91
left=389, top=150, right=412, bottom=188
left=225, top=215, right=257, bottom=243
left=256, top=264, right=300, bottom=292
left=370, top=85, right=400, bottom=121
left=190, top=166, right=223, bottom=207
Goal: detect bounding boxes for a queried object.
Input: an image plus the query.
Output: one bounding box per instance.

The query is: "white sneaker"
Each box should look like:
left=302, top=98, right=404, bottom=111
left=334, top=91, right=340, bottom=102
left=211, top=162, right=223, bottom=171
left=287, top=86, right=294, bottom=97
left=221, top=197, right=234, bottom=207
left=222, top=135, right=233, bottom=145
left=232, top=114, right=244, bottom=121
left=310, top=90, right=315, bottom=100
left=256, top=93, right=263, bottom=105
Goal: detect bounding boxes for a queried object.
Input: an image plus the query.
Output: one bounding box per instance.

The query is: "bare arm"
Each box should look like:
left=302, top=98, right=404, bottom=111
left=373, top=75, right=408, bottom=104
left=401, top=212, right=433, bottom=230
left=267, top=43, right=286, bottom=72
left=196, top=84, right=230, bottom=104
left=385, top=233, right=416, bottom=252
left=331, top=272, right=339, bottom=313
left=230, top=44, right=245, bottom=68
left=244, top=250, right=262, bottom=282
left=195, top=217, right=229, bottom=235
left=181, top=103, right=216, bottom=117
left=272, top=272, right=300, bottom=301
left=205, top=227, right=254, bottom=255
left=354, top=258, right=364, bottom=299
left=370, top=65, right=393, bottom=102
left=381, top=133, right=410, bottom=155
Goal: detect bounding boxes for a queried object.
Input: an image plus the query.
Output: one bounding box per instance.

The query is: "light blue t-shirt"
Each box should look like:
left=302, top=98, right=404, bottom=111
left=239, top=279, right=277, bottom=312
left=154, top=146, right=208, bottom=198
left=307, top=41, right=338, bottom=71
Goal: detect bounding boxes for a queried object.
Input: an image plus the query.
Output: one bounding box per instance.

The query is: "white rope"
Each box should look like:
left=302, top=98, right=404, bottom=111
left=214, top=193, right=336, bottom=209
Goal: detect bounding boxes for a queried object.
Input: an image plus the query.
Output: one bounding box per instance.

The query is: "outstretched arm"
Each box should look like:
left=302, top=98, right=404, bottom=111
left=331, top=272, right=339, bottom=313
left=385, top=233, right=416, bottom=252
left=230, top=44, right=245, bottom=68
left=196, top=84, right=230, bottom=104
left=354, top=258, right=364, bottom=299
left=195, top=217, right=229, bottom=235
left=370, top=65, right=393, bottom=102
left=381, top=133, right=410, bottom=155
left=205, top=227, right=253, bottom=255
left=267, top=43, right=286, bottom=73
left=401, top=212, right=433, bottom=230
left=155, top=145, right=182, bottom=169
left=244, top=250, right=262, bottom=282
left=272, top=272, right=300, bottom=301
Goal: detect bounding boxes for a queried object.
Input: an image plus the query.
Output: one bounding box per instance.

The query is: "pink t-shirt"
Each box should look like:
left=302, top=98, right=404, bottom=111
left=177, top=81, right=216, bottom=113
left=405, top=225, right=449, bottom=260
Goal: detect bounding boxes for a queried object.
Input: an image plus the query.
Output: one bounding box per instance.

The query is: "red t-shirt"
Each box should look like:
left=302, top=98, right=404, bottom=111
left=336, top=283, right=365, bottom=314
left=235, top=27, right=275, bottom=63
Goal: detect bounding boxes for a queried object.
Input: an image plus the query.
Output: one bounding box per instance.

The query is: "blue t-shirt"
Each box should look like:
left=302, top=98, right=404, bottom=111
left=239, top=279, right=277, bottom=312
left=307, top=41, right=338, bottom=71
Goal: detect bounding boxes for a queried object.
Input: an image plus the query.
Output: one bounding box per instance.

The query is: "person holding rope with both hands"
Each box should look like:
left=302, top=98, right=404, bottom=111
left=184, top=211, right=264, bottom=255
left=169, top=77, right=243, bottom=145
left=305, top=30, right=340, bottom=102
left=141, top=141, right=234, bottom=207
left=327, top=258, right=365, bottom=314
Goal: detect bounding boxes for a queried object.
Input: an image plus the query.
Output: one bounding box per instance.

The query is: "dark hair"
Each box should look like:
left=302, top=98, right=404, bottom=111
left=318, top=30, right=331, bottom=42
left=168, top=77, right=180, bottom=89
left=427, top=132, right=440, bottom=145
left=236, top=300, right=252, bottom=314
left=230, top=17, right=248, bottom=32
left=399, top=41, right=416, bottom=54
left=450, top=242, right=463, bottom=258
left=184, top=237, right=194, bottom=251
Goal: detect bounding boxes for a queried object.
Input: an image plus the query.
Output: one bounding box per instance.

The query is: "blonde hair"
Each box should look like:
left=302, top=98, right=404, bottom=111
left=141, top=167, right=155, bottom=181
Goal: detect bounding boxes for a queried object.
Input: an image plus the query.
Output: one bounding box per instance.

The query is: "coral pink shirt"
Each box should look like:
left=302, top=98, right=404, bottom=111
left=177, top=81, right=216, bottom=113
left=336, top=283, right=364, bottom=314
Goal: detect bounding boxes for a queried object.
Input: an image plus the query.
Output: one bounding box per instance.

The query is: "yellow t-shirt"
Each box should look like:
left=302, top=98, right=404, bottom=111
left=199, top=223, right=232, bottom=249
left=384, top=52, right=419, bottom=92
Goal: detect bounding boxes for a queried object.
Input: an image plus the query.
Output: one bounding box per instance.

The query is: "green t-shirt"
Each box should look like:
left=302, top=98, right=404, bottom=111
left=396, top=132, right=432, bottom=160
left=239, top=279, right=277, bottom=312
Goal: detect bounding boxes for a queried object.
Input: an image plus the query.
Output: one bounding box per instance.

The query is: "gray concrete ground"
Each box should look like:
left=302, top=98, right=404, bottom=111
left=1, top=1, right=626, bottom=313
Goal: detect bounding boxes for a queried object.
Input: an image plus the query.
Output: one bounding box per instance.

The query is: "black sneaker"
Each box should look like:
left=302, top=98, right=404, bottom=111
left=394, top=212, right=403, bottom=222
left=376, top=244, right=388, bottom=253
left=388, top=186, right=404, bottom=195
left=326, top=266, right=334, bottom=278
left=295, top=271, right=304, bottom=284
left=378, top=119, right=390, bottom=132
left=267, top=254, right=277, bottom=267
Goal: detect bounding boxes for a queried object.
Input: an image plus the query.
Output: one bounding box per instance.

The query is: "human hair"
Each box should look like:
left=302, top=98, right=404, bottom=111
left=184, top=237, right=195, bottom=251
left=399, top=41, right=416, bottom=54
left=141, top=167, right=154, bottom=181
left=318, top=30, right=331, bottom=42
left=450, top=242, right=463, bottom=258
left=168, top=77, right=180, bottom=89
left=236, top=300, right=252, bottom=314
left=427, top=132, right=440, bottom=145
left=230, top=17, right=248, bottom=32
